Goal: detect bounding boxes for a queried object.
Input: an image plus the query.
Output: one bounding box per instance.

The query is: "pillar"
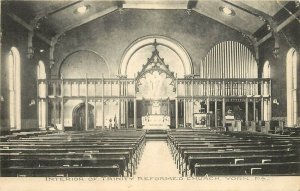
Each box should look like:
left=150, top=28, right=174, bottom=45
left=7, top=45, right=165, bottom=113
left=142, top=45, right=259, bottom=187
left=253, top=98, right=256, bottom=123
left=215, top=100, right=218, bottom=127
left=102, top=75, right=105, bottom=129
left=85, top=76, right=88, bottom=131
left=245, top=97, right=249, bottom=125
left=191, top=79, right=194, bottom=128
left=175, top=99, right=178, bottom=129
left=134, top=78, right=137, bottom=128
left=94, top=83, right=97, bottom=129
left=118, top=80, right=121, bottom=129
left=261, top=98, right=264, bottom=121
left=222, top=98, right=226, bottom=127
left=61, top=78, right=64, bottom=131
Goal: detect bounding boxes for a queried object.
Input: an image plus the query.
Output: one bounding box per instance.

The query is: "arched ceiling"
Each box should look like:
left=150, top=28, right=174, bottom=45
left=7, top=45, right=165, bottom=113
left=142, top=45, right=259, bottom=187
left=2, top=0, right=300, bottom=46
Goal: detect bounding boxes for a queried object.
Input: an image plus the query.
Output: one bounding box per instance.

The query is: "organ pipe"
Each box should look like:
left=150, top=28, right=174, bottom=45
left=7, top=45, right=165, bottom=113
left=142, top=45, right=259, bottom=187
left=198, top=41, right=259, bottom=97
left=201, top=41, right=258, bottom=79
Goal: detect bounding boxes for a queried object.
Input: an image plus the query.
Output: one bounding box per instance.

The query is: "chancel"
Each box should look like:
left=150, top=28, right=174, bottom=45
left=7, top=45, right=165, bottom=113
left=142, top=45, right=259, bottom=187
left=0, top=0, right=300, bottom=178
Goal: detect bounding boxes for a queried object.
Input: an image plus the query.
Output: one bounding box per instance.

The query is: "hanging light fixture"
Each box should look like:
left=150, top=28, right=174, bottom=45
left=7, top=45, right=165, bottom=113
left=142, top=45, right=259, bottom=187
left=219, top=6, right=236, bottom=16
left=74, top=5, right=90, bottom=14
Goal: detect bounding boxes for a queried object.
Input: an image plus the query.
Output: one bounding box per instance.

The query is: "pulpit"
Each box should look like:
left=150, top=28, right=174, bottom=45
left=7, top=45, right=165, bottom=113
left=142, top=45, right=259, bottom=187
left=193, top=113, right=211, bottom=128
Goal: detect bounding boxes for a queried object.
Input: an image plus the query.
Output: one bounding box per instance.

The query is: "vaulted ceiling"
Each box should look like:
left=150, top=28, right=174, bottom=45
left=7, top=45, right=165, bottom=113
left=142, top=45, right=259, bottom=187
left=2, top=0, right=300, bottom=46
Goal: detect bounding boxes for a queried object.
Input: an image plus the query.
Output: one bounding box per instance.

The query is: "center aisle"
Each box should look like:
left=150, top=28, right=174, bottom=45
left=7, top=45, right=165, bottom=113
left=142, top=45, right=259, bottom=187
left=135, top=141, right=180, bottom=177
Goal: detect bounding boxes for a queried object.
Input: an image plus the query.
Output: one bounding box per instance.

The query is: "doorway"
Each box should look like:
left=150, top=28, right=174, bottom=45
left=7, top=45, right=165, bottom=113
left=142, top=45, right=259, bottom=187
left=72, top=103, right=94, bottom=131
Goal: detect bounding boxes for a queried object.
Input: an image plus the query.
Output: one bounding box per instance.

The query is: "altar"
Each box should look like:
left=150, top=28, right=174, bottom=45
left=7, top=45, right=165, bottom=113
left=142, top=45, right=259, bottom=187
left=142, top=115, right=170, bottom=129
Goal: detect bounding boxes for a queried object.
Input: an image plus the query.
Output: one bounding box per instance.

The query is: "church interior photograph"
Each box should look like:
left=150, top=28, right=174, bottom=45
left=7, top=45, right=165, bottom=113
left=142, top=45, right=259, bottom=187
left=0, top=0, right=300, bottom=178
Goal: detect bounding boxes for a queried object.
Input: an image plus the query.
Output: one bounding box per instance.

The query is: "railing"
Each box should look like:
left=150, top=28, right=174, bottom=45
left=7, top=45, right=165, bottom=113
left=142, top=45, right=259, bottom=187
left=38, top=78, right=271, bottom=100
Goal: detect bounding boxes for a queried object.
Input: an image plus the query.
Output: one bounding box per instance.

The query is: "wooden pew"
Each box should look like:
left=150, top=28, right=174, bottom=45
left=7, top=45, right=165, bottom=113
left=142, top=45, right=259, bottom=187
left=1, top=156, right=127, bottom=176
left=0, top=129, right=146, bottom=177
left=1, top=165, right=120, bottom=177
left=177, top=147, right=295, bottom=174
left=0, top=152, right=132, bottom=176
left=194, top=162, right=300, bottom=176
left=188, top=154, right=298, bottom=176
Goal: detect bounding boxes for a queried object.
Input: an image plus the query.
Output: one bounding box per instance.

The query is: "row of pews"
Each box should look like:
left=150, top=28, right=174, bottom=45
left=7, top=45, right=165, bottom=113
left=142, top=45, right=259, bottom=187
left=0, top=129, right=146, bottom=177
left=167, top=129, right=300, bottom=176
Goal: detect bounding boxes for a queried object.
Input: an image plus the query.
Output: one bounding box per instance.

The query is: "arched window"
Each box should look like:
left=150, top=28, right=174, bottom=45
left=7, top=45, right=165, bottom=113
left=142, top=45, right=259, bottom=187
left=8, top=47, right=21, bottom=129
left=262, top=61, right=270, bottom=78
left=37, top=61, right=47, bottom=129
left=286, top=48, right=298, bottom=127
left=262, top=61, right=271, bottom=121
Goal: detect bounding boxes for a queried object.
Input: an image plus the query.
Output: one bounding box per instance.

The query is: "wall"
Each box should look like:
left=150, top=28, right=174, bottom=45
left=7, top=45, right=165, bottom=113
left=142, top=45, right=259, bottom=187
left=52, top=9, right=253, bottom=78
left=5, top=8, right=285, bottom=130
left=1, top=12, right=50, bottom=130
left=51, top=9, right=257, bottom=127
left=258, top=20, right=300, bottom=120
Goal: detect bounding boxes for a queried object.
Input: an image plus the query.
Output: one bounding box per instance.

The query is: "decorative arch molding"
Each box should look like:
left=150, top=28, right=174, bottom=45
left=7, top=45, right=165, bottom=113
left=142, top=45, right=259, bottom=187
left=56, top=49, right=110, bottom=78
left=119, top=35, right=193, bottom=77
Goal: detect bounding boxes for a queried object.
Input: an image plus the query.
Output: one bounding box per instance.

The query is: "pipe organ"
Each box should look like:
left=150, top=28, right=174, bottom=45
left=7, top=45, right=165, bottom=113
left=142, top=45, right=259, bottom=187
left=38, top=41, right=271, bottom=131
left=201, top=41, right=258, bottom=79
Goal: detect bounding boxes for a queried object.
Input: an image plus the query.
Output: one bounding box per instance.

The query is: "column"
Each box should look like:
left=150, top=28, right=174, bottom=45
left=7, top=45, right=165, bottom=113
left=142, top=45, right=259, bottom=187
left=102, top=75, right=105, bottom=129
left=45, top=81, right=49, bottom=129
left=269, top=80, right=272, bottom=122
left=175, top=77, right=178, bottom=129
left=261, top=98, right=264, bottom=121
left=36, top=79, right=40, bottom=129
left=268, top=98, right=272, bottom=121
left=253, top=98, right=256, bottom=123
left=125, top=99, right=128, bottom=128
left=125, top=81, right=128, bottom=128
left=222, top=98, right=226, bottom=127
left=184, top=82, right=186, bottom=128
left=61, top=79, right=64, bottom=131
left=94, top=82, right=97, bottom=129
left=118, top=80, right=121, bottom=129
left=53, top=83, right=57, bottom=126
left=183, top=100, right=186, bottom=128
left=191, top=79, right=194, bottom=128
left=85, top=76, right=88, bottom=131
left=245, top=97, right=249, bottom=125
left=206, top=98, right=210, bottom=113
left=134, top=78, right=137, bottom=128
left=214, top=100, right=218, bottom=127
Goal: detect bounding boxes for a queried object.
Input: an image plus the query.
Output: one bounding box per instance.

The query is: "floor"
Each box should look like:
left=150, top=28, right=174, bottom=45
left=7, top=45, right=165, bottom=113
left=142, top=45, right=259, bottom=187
left=135, top=140, right=180, bottom=177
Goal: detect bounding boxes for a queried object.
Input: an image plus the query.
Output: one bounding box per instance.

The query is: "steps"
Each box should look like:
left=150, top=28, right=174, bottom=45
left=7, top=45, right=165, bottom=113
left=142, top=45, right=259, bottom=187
left=145, top=129, right=168, bottom=140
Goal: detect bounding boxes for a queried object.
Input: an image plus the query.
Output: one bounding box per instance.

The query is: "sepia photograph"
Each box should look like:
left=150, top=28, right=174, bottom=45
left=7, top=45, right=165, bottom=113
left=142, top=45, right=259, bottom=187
left=0, top=0, right=299, bottom=190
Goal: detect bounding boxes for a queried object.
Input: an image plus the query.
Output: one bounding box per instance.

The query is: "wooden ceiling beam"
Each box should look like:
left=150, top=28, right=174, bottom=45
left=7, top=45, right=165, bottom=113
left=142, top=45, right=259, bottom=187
left=223, top=0, right=274, bottom=20
left=223, top=0, right=277, bottom=33
left=122, top=2, right=188, bottom=10
left=187, top=0, right=198, bottom=10
left=31, top=1, right=83, bottom=27
left=256, top=9, right=300, bottom=46
left=7, top=13, right=51, bottom=45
